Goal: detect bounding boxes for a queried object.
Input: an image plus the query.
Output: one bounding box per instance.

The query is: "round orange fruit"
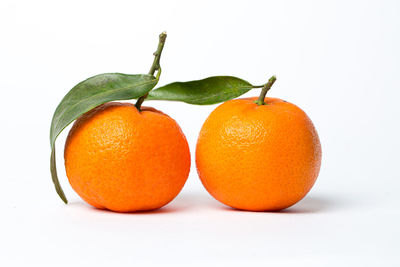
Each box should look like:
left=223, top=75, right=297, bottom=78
left=196, top=97, right=321, bottom=211
left=64, top=102, right=190, bottom=212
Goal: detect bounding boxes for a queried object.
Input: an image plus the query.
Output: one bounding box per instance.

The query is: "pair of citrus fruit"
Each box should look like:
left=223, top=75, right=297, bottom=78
left=64, top=93, right=321, bottom=212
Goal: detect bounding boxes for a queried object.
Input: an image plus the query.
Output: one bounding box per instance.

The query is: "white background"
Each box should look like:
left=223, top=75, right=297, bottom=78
left=1, top=0, right=399, bottom=266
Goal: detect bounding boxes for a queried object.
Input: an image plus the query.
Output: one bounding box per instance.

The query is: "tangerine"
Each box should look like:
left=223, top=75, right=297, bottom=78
left=196, top=93, right=321, bottom=211
left=64, top=102, right=190, bottom=212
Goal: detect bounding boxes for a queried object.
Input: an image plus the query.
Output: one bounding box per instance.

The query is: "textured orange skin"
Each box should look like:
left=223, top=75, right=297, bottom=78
left=64, top=102, right=190, bottom=212
left=196, top=97, right=321, bottom=211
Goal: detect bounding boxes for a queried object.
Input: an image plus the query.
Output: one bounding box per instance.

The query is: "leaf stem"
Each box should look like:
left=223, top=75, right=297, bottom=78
left=135, top=31, right=167, bottom=111
left=255, top=76, right=277, bottom=105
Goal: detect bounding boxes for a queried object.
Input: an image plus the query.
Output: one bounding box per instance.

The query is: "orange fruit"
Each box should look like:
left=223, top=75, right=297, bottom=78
left=64, top=102, right=190, bottom=212
left=196, top=97, right=321, bottom=211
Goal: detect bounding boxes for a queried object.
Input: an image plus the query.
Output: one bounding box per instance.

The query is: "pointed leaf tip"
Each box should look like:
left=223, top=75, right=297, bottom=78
left=147, top=76, right=253, bottom=105
left=49, top=73, right=158, bottom=203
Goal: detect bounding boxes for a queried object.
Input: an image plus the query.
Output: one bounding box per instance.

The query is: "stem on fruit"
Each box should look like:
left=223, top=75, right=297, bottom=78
left=255, top=76, right=277, bottom=105
left=135, top=31, right=167, bottom=111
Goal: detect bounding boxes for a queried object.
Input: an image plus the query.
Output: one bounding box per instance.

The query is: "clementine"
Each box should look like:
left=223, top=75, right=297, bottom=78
left=64, top=102, right=190, bottom=212
left=196, top=78, right=321, bottom=211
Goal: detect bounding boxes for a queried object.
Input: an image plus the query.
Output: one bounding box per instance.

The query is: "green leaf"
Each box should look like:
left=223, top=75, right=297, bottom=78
left=50, top=73, right=158, bottom=203
left=147, top=76, right=253, bottom=105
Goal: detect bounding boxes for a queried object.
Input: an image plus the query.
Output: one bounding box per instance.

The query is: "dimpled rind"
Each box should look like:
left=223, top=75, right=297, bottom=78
left=196, top=97, right=322, bottom=211
left=64, top=102, right=191, bottom=212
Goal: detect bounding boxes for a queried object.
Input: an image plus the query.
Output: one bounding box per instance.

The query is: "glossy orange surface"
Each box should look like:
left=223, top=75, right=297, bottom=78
left=64, top=102, right=190, bottom=212
left=196, top=97, right=321, bottom=211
